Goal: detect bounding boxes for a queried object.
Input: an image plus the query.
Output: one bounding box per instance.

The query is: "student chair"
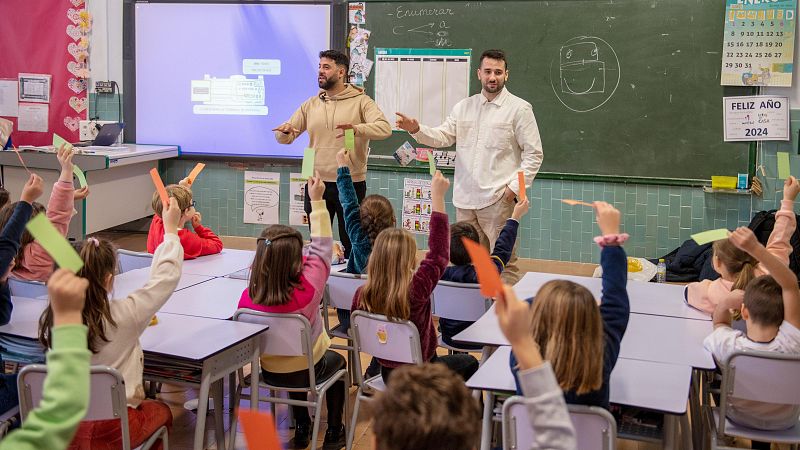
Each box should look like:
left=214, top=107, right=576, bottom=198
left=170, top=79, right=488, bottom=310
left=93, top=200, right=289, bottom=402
left=431, top=280, right=492, bottom=353
left=321, top=271, right=366, bottom=381
left=502, top=396, right=616, bottom=450
left=228, top=309, right=350, bottom=450
left=347, top=310, right=424, bottom=449
left=117, top=249, right=154, bottom=274
left=704, top=350, right=800, bottom=450
left=7, top=279, right=47, bottom=299
left=17, top=365, right=169, bottom=450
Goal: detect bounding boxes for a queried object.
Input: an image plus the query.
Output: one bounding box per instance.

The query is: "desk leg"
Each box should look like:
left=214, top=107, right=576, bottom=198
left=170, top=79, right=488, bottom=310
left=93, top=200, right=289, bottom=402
left=480, top=391, right=494, bottom=450
left=680, top=413, right=693, bottom=450
left=690, top=369, right=704, bottom=450
left=213, top=379, right=226, bottom=450
left=251, top=342, right=260, bottom=410
left=663, top=415, right=677, bottom=450
left=194, top=373, right=212, bottom=450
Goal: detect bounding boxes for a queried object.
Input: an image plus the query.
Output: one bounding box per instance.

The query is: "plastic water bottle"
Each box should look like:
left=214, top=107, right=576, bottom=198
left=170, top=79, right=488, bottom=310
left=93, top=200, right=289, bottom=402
left=656, top=258, right=667, bottom=283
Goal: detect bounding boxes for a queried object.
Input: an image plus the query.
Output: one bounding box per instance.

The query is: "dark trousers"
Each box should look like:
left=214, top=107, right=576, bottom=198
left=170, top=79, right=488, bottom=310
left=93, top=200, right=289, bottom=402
left=261, top=351, right=346, bottom=427
left=304, top=180, right=367, bottom=259
left=380, top=353, right=479, bottom=385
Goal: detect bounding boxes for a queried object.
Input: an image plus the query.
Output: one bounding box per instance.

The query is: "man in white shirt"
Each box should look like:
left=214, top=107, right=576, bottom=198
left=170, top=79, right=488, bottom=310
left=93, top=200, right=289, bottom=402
left=396, top=49, right=543, bottom=283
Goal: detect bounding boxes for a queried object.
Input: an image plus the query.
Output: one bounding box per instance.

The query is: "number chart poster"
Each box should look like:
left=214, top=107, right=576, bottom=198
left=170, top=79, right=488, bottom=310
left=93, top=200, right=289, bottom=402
left=721, top=0, right=796, bottom=87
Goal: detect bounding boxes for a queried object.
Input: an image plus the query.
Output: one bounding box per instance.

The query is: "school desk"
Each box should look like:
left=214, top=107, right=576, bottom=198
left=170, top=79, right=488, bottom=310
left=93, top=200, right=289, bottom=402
left=452, top=305, right=715, bottom=370
left=112, top=268, right=214, bottom=299
left=0, top=144, right=179, bottom=238
left=159, top=276, right=246, bottom=319
left=467, top=346, right=693, bottom=450
left=0, top=298, right=266, bottom=450
left=226, top=261, right=348, bottom=280
left=514, top=272, right=710, bottom=321
left=181, top=248, right=256, bottom=277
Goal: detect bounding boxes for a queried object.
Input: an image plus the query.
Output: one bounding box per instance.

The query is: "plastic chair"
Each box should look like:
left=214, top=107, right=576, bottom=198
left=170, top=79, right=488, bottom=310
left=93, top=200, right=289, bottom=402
left=322, top=271, right=366, bottom=381
left=7, top=279, right=47, bottom=299
left=431, top=280, right=491, bottom=353
left=228, top=309, right=349, bottom=450
left=503, top=396, right=616, bottom=450
left=117, top=249, right=153, bottom=274
left=704, top=350, right=800, bottom=449
left=347, top=310, right=424, bottom=449
left=18, top=365, right=168, bottom=450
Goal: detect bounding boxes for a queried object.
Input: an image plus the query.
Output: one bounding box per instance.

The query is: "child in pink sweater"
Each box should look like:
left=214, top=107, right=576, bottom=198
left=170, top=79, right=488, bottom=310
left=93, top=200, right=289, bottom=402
left=687, top=176, right=799, bottom=313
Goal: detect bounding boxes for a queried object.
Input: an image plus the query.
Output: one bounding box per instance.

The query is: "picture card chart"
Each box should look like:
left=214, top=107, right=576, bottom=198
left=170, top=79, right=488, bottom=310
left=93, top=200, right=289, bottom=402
left=721, top=0, right=796, bottom=86
left=375, top=48, right=470, bottom=129
left=402, top=178, right=432, bottom=235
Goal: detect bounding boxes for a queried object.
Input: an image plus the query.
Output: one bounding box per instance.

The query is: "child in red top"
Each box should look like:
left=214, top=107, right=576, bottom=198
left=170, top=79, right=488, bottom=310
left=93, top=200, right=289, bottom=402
left=146, top=179, right=222, bottom=259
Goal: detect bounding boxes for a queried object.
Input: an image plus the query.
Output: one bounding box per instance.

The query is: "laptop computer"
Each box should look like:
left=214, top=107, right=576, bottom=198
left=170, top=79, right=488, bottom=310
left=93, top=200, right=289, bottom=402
left=73, top=123, right=124, bottom=147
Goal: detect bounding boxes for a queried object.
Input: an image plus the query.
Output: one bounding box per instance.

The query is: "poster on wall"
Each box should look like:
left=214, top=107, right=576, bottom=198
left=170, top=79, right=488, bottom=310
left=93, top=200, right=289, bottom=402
left=402, top=178, right=432, bottom=235
left=720, top=0, right=796, bottom=86
left=243, top=171, right=280, bottom=225
left=723, top=95, right=790, bottom=141
left=289, top=173, right=308, bottom=226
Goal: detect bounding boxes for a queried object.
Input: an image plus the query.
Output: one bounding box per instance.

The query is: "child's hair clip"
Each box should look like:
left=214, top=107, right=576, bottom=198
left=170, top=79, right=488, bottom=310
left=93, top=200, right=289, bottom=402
left=87, top=237, right=100, bottom=247
left=257, top=237, right=272, bottom=247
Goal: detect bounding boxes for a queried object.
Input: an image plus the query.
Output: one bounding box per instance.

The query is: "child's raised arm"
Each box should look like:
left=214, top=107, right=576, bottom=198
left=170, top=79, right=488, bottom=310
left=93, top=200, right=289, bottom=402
left=730, top=226, right=800, bottom=328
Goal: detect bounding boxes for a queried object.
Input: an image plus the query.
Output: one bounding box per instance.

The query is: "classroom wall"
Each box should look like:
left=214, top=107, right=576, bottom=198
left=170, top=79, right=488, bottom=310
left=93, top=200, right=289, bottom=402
left=89, top=1, right=798, bottom=263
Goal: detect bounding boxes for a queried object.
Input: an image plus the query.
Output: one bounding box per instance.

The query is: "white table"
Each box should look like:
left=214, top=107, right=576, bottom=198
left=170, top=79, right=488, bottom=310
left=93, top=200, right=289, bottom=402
left=514, top=272, right=709, bottom=321
left=226, top=261, right=348, bottom=280
left=0, top=299, right=265, bottom=450
left=160, top=277, right=247, bottom=319
left=182, top=249, right=255, bottom=277
left=467, top=346, right=693, bottom=450
left=112, top=268, right=214, bottom=299
left=0, top=144, right=178, bottom=237
left=453, top=306, right=715, bottom=370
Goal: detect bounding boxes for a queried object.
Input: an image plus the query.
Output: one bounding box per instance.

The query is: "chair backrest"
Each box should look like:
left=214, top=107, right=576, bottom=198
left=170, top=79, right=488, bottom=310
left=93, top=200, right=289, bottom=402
left=18, top=365, right=132, bottom=448
left=326, top=271, right=366, bottom=310
left=350, top=310, right=423, bottom=366
left=117, top=249, right=153, bottom=274
left=432, top=280, right=491, bottom=321
left=721, top=350, right=800, bottom=409
left=8, top=278, right=47, bottom=299
left=502, top=397, right=616, bottom=450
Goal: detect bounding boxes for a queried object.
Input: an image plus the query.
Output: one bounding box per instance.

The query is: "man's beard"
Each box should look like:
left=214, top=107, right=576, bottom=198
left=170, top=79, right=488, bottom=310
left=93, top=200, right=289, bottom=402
left=319, top=75, right=338, bottom=90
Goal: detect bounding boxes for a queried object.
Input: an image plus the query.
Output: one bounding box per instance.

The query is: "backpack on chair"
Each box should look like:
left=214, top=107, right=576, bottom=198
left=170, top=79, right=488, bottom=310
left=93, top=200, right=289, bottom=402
left=747, top=210, right=800, bottom=281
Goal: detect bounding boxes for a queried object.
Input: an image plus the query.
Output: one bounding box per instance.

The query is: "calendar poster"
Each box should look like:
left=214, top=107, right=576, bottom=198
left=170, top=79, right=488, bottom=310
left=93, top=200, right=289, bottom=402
left=721, top=0, right=797, bottom=87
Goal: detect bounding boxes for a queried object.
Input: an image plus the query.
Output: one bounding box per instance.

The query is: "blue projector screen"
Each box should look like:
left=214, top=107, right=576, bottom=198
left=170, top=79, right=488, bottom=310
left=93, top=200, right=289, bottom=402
left=134, top=3, right=330, bottom=157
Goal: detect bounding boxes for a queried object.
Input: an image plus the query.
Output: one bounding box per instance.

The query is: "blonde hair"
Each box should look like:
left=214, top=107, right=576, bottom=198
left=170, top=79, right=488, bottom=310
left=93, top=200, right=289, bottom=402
left=359, top=229, right=417, bottom=320
left=529, top=280, right=604, bottom=395
left=713, top=239, right=758, bottom=290
left=151, top=184, right=192, bottom=216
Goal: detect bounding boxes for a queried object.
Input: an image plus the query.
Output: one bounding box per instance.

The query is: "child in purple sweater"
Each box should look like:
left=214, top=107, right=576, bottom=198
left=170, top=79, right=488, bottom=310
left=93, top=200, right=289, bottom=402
left=238, top=173, right=346, bottom=450
left=351, top=171, right=478, bottom=383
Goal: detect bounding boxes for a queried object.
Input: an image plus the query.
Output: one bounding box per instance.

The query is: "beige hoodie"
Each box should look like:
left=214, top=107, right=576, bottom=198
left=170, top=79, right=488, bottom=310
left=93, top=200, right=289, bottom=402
left=275, top=84, right=391, bottom=182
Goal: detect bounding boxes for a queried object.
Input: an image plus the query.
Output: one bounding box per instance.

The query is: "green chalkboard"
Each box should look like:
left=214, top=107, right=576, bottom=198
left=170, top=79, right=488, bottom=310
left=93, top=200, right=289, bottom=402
left=360, top=0, right=754, bottom=182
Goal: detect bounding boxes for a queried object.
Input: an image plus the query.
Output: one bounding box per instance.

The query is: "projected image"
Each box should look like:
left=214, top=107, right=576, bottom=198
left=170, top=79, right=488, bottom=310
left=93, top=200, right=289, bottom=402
left=135, top=3, right=330, bottom=157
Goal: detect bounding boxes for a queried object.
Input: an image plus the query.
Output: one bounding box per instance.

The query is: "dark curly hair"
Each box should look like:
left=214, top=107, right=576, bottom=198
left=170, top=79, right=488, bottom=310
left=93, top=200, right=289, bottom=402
left=450, top=222, right=480, bottom=266
left=360, top=195, right=396, bottom=245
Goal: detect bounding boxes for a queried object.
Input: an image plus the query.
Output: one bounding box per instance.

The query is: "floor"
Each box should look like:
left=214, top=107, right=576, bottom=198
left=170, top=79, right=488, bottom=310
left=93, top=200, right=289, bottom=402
left=94, top=229, right=783, bottom=449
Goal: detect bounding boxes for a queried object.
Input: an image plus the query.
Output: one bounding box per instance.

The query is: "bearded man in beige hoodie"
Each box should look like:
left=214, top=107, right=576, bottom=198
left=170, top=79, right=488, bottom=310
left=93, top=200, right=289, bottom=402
left=274, top=49, right=391, bottom=258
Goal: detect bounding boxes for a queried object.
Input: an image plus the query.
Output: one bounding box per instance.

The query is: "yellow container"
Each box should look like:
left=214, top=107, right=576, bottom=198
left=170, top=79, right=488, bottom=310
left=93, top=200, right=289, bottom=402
left=711, top=176, right=738, bottom=189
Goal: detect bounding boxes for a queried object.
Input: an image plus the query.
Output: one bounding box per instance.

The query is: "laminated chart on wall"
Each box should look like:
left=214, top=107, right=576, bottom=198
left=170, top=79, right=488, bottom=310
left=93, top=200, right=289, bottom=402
left=289, top=173, right=308, bottom=226
left=402, top=178, right=432, bottom=235
left=721, top=0, right=797, bottom=87
left=243, top=171, right=280, bottom=225
left=375, top=48, right=470, bottom=129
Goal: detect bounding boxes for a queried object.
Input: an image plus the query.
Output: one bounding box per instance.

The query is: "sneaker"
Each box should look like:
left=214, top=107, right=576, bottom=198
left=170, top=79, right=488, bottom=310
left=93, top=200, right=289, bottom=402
left=290, top=423, right=311, bottom=449
left=322, top=424, right=346, bottom=450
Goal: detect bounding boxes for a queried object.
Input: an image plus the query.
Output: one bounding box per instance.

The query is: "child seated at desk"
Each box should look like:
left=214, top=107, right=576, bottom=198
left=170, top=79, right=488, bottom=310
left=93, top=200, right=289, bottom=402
left=146, top=180, right=222, bottom=260
left=686, top=176, right=799, bottom=314
left=439, top=197, right=529, bottom=350
left=704, top=227, right=800, bottom=436
left=510, top=202, right=629, bottom=410
left=238, top=173, right=347, bottom=450
left=39, top=199, right=184, bottom=450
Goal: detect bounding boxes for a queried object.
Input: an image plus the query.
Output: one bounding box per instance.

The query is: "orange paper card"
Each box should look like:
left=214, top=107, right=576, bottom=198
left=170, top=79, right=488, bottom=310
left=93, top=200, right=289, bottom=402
left=517, top=171, right=526, bottom=202
left=238, top=409, right=282, bottom=450
left=149, top=168, right=169, bottom=207
left=462, top=237, right=503, bottom=298
left=561, top=199, right=594, bottom=208
left=187, top=163, right=205, bottom=183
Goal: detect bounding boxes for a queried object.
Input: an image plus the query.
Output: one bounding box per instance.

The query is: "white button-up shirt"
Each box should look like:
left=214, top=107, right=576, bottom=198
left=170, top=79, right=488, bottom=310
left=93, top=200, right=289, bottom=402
left=410, top=87, right=543, bottom=209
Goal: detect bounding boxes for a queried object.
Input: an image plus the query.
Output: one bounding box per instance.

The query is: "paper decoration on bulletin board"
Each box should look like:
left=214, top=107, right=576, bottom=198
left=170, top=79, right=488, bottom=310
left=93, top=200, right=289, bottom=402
left=0, top=0, right=91, bottom=145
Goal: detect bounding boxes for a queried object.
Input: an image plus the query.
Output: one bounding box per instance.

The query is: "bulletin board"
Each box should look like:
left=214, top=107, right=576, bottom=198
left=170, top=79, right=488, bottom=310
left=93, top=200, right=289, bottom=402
left=0, top=0, right=91, bottom=146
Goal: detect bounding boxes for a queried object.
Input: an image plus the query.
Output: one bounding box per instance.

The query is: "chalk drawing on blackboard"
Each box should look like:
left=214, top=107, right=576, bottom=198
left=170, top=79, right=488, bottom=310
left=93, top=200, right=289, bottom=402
left=550, top=36, right=620, bottom=113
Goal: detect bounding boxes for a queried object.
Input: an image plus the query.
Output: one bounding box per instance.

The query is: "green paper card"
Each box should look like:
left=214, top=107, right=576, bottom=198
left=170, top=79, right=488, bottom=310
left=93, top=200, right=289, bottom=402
left=778, top=152, right=791, bottom=179
left=52, top=133, right=73, bottom=152
left=691, top=228, right=730, bottom=245
left=302, top=148, right=315, bottom=179
left=25, top=214, right=83, bottom=272
left=344, top=129, right=355, bottom=151
left=73, top=165, right=87, bottom=188
left=428, top=151, right=436, bottom=176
